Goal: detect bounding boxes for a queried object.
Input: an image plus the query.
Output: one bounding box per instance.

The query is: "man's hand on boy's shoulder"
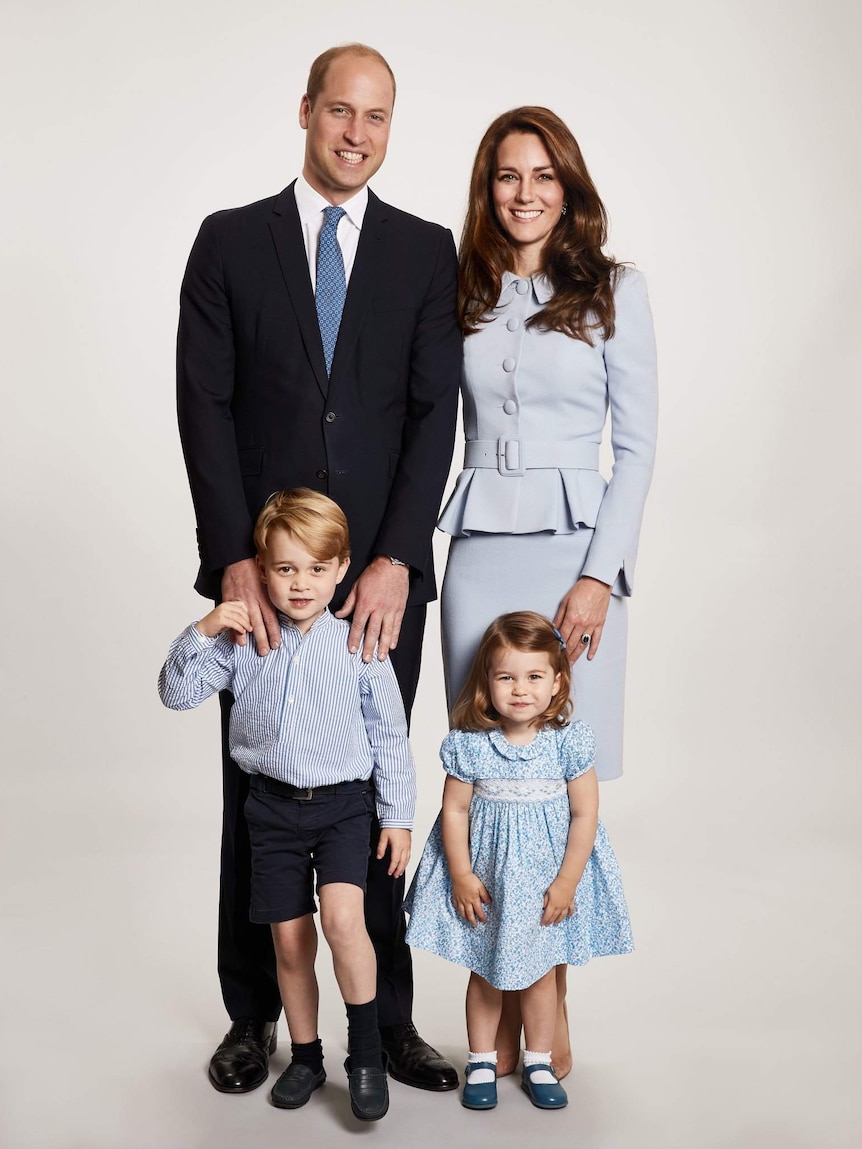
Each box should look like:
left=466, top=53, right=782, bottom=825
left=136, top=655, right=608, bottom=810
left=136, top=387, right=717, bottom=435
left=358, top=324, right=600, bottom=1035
left=222, top=557, right=281, bottom=655
left=194, top=599, right=254, bottom=641
left=376, top=827, right=412, bottom=878
left=336, top=556, right=410, bottom=663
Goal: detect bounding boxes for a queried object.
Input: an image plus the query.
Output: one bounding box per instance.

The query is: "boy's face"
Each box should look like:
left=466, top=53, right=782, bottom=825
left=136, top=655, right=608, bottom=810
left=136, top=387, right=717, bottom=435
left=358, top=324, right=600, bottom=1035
left=257, top=527, right=349, bottom=635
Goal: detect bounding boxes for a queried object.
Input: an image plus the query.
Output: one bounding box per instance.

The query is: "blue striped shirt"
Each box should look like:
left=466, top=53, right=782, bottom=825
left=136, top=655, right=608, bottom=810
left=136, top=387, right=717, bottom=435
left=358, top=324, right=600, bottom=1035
left=158, top=609, right=415, bottom=828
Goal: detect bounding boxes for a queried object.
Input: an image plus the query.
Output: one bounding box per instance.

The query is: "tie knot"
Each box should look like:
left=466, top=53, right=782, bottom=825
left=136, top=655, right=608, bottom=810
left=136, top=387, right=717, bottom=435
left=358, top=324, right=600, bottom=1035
left=323, top=205, right=346, bottom=228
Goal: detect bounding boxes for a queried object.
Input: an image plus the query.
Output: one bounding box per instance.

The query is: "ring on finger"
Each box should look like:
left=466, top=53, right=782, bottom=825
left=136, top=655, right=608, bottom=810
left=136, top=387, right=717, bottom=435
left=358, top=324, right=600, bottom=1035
left=580, top=633, right=591, bottom=645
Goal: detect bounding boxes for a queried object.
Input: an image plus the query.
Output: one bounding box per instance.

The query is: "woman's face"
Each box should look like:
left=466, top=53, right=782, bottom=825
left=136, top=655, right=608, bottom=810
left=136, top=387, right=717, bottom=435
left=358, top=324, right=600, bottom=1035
left=491, top=132, right=565, bottom=273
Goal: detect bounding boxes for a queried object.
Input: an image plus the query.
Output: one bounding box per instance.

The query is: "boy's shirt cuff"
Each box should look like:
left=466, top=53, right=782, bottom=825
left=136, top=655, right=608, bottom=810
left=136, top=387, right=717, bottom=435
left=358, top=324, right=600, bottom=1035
left=188, top=623, right=218, bottom=648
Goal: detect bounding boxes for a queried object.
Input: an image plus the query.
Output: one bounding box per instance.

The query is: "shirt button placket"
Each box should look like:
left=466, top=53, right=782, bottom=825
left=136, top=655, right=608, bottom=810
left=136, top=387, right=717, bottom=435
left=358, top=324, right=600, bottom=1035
left=287, top=635, right=304, bottom=739
left=279, top=633, right=299, bottom=746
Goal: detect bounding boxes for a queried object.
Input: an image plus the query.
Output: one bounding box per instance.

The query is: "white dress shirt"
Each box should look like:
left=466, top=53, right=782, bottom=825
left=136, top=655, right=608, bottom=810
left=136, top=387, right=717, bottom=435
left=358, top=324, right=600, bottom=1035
left=294, top=174, right=368, bottom=292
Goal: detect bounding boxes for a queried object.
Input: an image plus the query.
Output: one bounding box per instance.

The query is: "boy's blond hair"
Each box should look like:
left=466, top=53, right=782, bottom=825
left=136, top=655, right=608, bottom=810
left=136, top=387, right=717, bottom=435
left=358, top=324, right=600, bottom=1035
left=254, top=489, right=350, bottom=563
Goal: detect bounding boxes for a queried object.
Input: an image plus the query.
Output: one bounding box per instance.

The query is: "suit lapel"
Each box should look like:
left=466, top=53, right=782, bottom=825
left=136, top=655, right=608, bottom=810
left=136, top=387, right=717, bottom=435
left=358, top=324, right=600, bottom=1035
left=330, top=190, right=387, bottom=379
left=268, top=183, right=329, bottom=398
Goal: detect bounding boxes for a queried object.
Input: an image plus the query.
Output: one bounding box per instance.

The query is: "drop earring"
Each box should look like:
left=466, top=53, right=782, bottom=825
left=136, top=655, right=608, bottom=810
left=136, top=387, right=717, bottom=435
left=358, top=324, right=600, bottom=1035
left=560, top=203, right=568, bottom=216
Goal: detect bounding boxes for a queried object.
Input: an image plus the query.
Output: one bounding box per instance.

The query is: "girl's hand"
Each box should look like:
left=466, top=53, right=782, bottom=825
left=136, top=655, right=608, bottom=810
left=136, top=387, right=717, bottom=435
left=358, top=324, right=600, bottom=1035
left=553, top=576, right=612, bottom=663
left=194, top=600, right=253, bottom=640
left=541, top=878, right=577, bottom=926
left=451, top=872, right=491, bottom=926
left=377, top=828, right=411, bottom=878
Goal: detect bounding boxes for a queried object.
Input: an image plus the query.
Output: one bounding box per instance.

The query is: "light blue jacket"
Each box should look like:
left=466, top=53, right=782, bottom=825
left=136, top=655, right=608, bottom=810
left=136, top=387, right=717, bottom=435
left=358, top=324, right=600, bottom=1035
left=438, top=268, right=658, bottom=595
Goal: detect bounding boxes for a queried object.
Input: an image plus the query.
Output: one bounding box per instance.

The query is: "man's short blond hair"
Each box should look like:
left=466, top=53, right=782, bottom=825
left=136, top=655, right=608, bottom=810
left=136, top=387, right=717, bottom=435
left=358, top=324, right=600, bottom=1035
left=305, top=43, right=396, bottom=107
left=254, top=489, right=350, bottom=563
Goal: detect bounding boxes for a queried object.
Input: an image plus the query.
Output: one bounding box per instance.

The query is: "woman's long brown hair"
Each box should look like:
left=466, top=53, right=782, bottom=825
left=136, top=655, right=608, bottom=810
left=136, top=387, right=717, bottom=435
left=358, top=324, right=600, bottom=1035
left=458, top=106, right=620, bottom=344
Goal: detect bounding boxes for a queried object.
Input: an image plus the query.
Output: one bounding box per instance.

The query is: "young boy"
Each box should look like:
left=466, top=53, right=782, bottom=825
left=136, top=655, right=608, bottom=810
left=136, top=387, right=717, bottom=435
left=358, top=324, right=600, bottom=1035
left=159, top=489, right=415, bottom=1122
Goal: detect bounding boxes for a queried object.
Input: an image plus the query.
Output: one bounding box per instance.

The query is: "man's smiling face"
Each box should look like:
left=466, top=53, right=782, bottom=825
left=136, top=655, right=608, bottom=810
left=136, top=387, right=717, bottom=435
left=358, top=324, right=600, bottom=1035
left=299, top=53, right=394, bottom=204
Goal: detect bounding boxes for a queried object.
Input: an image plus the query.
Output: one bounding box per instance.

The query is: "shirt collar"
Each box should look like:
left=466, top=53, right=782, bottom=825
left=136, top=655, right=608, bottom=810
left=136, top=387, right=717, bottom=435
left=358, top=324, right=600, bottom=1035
left=276, top=606, right=334, bottom=634
left=294, top=174, right=369, bottom=232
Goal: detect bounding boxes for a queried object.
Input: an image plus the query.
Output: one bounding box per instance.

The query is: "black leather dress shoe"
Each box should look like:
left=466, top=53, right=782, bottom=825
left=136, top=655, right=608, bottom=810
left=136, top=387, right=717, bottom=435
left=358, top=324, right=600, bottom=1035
left=208, top=1018, right=277, bottom=1093
left=270, top=1062, right=326, bottom=1108
left=379, top=1023, right=459, bottom=1091
left=344, top=1057, right=389, bottom=1121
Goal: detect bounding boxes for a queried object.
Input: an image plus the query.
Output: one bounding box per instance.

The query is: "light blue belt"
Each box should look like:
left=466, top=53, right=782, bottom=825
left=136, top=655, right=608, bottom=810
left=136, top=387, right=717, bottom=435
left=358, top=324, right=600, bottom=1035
left=464, top=437, right=600, bottom=477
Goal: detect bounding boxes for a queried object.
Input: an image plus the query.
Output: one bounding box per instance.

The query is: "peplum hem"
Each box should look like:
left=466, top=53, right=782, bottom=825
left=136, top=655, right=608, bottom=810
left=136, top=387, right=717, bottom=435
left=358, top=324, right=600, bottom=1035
left=437, top=466, right=609, bottom=537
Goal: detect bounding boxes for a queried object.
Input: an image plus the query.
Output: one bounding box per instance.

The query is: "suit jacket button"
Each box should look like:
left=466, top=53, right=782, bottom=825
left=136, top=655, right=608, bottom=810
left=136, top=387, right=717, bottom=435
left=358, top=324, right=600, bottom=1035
left=325, top=411, right=337, bottom=423
left=316, top=469, right=328, bottom=479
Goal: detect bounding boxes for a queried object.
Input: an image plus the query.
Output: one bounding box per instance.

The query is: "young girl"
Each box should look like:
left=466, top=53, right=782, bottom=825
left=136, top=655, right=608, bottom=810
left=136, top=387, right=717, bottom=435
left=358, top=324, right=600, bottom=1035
left=404, top=612, right=632, bottom=1111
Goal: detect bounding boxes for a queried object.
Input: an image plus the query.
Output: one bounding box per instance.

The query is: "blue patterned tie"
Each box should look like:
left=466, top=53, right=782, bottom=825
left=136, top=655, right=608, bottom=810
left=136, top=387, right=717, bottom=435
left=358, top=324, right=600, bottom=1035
left=315, top=205, right=347, bottom=376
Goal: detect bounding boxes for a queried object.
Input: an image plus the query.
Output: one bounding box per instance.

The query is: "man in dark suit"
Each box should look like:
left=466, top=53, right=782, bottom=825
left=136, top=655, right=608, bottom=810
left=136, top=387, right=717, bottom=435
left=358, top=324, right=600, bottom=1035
left=176, top=43, right=461, bottom=1095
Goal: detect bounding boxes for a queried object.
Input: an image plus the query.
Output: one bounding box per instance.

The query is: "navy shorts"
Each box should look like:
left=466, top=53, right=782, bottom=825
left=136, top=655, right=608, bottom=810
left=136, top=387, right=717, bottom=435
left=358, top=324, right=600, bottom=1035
left=244, top=775, right=374, bottom=924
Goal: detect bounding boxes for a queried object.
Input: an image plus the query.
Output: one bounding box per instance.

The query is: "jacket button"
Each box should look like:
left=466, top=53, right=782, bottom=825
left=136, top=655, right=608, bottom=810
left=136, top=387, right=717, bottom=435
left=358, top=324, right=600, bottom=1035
left=325, top=411, right=337, bottom=423
left=503, top=399, right=517, bottom=415
left=515, top=279, right=529, bottom=295
left=316, top=469, right=328, bottom=479
left=502, top=357, right=516, bottom=372
left=507, top=318, right=519, bottom=331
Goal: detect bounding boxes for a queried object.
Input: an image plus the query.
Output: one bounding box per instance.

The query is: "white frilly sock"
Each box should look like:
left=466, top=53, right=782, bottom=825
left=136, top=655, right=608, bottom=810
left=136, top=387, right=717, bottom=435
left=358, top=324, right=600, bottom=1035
left=523, top=1050, right=556, bottom=1084
left=466, top=1050, right=497, bottom=1085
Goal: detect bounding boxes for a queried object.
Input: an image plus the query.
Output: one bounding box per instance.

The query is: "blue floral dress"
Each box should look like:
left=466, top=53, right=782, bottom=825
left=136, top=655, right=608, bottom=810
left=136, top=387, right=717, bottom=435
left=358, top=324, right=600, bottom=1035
left=404, top=722, right=633, bottom=990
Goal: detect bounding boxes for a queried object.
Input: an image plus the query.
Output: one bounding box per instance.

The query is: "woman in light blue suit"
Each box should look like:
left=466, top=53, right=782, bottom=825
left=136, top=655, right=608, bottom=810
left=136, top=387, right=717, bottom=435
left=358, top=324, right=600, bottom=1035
left=438, top=107, right=658, bottom=1077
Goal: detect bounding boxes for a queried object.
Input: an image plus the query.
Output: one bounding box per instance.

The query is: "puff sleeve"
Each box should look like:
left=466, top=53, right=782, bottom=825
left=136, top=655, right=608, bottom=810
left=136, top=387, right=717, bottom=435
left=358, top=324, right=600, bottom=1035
left=439, top=730, right=476, bottom=784
left=560, top=721, right=597, bottom=780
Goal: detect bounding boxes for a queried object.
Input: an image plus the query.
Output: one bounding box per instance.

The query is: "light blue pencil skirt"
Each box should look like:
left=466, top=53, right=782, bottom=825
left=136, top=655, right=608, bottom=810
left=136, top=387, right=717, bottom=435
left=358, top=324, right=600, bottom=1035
left=440, top=530, right=628, bottom=781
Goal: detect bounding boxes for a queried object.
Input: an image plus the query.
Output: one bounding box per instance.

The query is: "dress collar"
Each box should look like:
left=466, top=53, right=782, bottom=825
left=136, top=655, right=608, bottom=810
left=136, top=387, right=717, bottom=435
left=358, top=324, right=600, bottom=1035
left=488, top=726, right=550, bottom=760
left=499, top=270, right=553, bottom=306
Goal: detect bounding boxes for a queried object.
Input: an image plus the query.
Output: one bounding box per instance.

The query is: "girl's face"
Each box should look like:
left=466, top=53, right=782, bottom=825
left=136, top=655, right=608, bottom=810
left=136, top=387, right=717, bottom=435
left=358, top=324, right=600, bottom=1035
left=488, top=646, right=561, bottom=740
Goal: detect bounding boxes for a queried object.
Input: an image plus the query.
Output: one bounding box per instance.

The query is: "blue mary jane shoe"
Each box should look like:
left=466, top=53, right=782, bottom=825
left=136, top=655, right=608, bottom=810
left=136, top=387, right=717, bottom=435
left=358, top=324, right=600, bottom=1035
left=461, top=1062, right=498, bottom=1110
left=521, top=1063, right=568, bottom=1109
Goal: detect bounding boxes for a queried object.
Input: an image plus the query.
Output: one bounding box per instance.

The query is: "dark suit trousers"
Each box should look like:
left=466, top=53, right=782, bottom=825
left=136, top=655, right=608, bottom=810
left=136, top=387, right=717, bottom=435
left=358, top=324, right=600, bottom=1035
left=217, top=604, right=426, bottom=1027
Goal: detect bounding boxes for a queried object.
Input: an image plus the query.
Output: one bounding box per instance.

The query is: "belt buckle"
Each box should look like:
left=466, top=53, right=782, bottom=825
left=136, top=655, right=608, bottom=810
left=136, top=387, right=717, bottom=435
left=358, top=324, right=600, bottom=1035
left=293, top=787, right=314, bottom=801
left=497, top=436, right=524, bottom=477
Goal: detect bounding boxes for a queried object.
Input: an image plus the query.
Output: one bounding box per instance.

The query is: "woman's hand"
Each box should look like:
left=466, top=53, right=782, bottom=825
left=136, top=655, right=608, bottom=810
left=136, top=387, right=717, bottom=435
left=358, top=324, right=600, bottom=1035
left=451, top=872, right=492, bottom=927
left=554, top=576, right=612, bottom=663
left=541, top=878, right=577, bottom=926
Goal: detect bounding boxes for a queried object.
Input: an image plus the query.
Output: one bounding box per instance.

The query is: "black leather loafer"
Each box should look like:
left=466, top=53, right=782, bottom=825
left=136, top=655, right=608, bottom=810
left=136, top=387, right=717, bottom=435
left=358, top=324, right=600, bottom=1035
left=270, top=1062, right=326, bottom=1108
left=380, top=1023, right=459, bottom=1091
left=208, top=1018, right=277, bottom=1093
left=344, top=1057, right=390, bottom=1121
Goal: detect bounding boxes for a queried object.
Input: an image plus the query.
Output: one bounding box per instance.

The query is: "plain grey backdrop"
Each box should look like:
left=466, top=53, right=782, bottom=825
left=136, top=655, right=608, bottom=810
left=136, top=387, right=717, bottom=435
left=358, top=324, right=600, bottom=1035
left=2, top=1, right=860, bottom=1146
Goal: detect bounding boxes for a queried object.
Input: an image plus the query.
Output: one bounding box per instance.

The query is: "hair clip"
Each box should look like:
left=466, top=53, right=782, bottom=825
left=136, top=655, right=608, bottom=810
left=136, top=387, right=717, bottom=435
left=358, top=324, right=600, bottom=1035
left=551, top=625, right=566, bottom=650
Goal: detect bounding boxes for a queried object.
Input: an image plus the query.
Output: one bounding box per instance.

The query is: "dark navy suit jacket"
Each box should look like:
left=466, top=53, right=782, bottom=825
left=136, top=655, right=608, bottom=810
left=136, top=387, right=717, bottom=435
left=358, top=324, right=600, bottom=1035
left=177, top=182, right=461, bottom=604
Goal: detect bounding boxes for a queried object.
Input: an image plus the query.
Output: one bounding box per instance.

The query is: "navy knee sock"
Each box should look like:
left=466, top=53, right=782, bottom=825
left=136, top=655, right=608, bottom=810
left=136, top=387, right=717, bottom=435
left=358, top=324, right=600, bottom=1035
left=345, top=1000, right=383, bottom=1070
left=291, top=1037, right=324, bottom=1074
